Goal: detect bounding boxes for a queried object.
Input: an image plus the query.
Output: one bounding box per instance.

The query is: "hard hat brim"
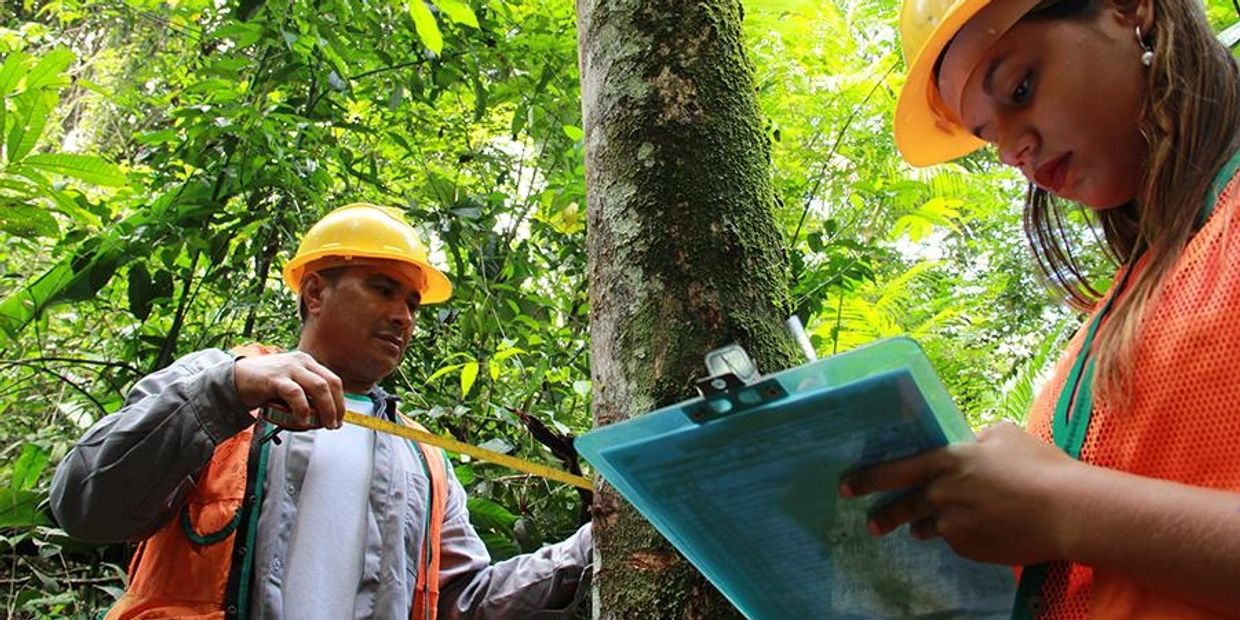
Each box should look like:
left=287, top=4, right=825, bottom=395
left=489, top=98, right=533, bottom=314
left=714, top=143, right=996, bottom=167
left=894, top=0, right=994, bottom=167
left=283, top=250, right=454, bottom=305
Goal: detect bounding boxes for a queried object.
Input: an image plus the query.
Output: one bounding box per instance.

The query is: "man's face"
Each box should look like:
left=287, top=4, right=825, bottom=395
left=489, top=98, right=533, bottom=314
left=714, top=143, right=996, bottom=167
left=301, top=262, right=422, bottom=390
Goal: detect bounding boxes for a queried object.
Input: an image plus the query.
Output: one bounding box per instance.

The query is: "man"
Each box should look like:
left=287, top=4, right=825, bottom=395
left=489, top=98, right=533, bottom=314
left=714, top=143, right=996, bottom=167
left=51, top=203, right=593, bottom=620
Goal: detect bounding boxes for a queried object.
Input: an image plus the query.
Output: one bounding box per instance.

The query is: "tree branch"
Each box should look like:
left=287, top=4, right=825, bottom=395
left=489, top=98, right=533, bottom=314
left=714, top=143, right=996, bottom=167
left=0, top=361, right=107, bottom=415
left=505, top=405, right=593, bottom=520
left=0, top=357, right=139, bottom=374
left=788, top=61, right=898, bottom=261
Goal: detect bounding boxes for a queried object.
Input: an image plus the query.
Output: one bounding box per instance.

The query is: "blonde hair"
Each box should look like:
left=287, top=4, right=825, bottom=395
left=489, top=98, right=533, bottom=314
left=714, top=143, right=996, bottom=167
left=1024, top=0, right=1240, bottom=398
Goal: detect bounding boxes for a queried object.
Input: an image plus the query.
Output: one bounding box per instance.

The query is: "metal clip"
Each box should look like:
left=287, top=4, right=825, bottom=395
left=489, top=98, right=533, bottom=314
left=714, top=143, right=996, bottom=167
left=695, top=344, right=760, bottom=397
left=688, top=344, right=787, bottom=424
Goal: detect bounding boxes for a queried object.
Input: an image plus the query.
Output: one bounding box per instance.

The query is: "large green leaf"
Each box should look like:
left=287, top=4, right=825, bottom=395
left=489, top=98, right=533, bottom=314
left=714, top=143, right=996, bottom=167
left=460, top=360, right=479, bottom=396
left=0, top=489, right=50, bottom=529
left=7, top=162, right=50, bottom=189
left=409, top=0, right=444, bottom=55
left=127, top=263, right=154, bottom=321
left=454, top=464, right=475, bottom=486
left=0, top=52, right=28, bottom=100
left=0, top=208, right=152, bottom=339
left=890, top=198, right=962, bottom=242
left=0, top=205, right=58, bottom=237
left=57, top=249, right=124, bottom=303
left=434, top=0, right=479, bottom=28
left=0, top=262, right=73, bottom=338
left=478, top=531, right=520, bottom=561
left=22, top=153, right=127, bottom=187
left=214, top=22, right=264, bottom=48
left=0, top=52, right=29, bottom=139
left=10, top=444, right=50, bottom=492
left=47, top=189, right=102, bottom=228
left=0, top=247, right=123, bottom=338
left=466, top=497, right=518, bottom=531
left=21, top=48, right=74, bottom=93
left=5, top=91, right=50, bottom=163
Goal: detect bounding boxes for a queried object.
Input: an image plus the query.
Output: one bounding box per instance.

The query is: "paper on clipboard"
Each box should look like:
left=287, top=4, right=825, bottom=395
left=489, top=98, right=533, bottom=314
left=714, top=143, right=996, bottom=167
left=576, top=337, right=1016, bottom=619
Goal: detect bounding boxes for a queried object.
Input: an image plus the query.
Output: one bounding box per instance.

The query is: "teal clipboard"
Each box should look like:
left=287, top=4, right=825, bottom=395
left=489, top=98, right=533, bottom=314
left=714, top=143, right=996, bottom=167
left=576, top=337, right=1015, bottom=619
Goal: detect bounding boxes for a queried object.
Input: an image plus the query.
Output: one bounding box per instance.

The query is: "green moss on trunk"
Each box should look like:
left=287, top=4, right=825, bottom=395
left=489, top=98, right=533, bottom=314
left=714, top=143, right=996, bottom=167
left=577, top=0, right=797, bottom=616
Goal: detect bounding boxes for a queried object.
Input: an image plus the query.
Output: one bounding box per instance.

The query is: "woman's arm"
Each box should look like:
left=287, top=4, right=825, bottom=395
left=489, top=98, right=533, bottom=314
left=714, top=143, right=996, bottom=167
left=842, top=421, right=1240, bottom=615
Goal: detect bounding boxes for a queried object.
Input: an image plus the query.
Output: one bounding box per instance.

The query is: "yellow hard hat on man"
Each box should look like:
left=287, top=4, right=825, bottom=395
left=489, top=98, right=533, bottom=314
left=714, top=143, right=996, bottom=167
left=283, top=203, right=453, bottom=304
left=895, top=0, right=1044, bottom=167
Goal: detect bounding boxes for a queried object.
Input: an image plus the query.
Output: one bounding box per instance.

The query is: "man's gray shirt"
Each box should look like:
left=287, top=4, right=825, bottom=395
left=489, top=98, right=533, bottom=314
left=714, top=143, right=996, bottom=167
left=50, top=348, right=592, bottom=619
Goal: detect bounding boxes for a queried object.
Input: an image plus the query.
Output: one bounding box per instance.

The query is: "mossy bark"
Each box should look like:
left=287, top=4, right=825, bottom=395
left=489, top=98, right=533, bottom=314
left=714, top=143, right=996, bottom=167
left=576, top=0, right=797, bottom=617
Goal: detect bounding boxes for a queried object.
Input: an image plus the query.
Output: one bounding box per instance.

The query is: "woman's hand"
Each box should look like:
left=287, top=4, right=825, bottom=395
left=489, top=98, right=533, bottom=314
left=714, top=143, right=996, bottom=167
left=840, top=421, right=1082, bottom=565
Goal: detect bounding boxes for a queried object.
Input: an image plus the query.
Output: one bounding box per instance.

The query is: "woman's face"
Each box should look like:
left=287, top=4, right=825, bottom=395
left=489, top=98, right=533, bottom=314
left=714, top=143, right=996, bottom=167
left=938, top=6, right=1149, bottom=209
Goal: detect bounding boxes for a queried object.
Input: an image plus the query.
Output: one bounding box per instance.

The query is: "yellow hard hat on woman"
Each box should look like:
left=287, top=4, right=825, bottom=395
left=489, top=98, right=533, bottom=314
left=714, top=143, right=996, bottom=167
left=283, top=203, right=453, bottom=304
left=895, top=0, right=1043, bottom=167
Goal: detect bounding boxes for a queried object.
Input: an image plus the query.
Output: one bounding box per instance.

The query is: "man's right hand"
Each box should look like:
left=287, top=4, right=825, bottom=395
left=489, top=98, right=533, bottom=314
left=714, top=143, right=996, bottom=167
left=234, top=352, right=345, bottom=429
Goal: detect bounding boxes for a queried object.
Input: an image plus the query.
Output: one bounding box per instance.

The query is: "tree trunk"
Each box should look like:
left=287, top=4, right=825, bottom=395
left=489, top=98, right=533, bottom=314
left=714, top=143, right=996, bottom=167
left=576, top=0, right=797, bottom=617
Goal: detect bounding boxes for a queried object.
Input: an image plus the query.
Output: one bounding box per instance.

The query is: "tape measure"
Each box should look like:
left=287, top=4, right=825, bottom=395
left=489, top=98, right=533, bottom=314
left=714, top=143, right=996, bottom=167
left=342, top=412, right=593, bottom=490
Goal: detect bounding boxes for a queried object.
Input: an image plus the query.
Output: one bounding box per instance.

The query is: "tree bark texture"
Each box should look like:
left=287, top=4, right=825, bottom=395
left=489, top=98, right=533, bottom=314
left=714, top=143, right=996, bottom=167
left=576, top=0, right=797, bottom=617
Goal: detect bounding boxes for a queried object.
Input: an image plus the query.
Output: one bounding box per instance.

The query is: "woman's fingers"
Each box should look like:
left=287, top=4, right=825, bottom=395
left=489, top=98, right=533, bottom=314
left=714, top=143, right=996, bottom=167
left=909, top=517, right=941, bottom=541
left=867, top=488, right=939, bottom=536
left=842, top=446, right=959, bottom=498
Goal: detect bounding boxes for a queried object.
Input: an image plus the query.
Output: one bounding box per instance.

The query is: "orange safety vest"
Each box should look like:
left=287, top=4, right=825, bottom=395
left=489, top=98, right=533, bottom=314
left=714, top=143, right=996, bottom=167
left=105, top=344, right=448, bottom=620
left=1020, top=152, right=1240, bottom=619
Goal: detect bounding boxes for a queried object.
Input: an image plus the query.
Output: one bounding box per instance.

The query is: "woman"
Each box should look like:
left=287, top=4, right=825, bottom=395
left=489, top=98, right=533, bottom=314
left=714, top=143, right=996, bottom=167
left=840, top=0, right=1240, bottom=617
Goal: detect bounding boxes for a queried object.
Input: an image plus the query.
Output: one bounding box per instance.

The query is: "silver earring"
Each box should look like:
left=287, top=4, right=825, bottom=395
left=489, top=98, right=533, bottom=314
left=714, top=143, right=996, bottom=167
left=1136, top=26, right=1154, bottom=66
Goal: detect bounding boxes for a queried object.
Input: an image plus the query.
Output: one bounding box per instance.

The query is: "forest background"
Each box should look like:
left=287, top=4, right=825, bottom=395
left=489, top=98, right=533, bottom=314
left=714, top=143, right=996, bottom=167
left=1, top=0, right=1238, bottom=616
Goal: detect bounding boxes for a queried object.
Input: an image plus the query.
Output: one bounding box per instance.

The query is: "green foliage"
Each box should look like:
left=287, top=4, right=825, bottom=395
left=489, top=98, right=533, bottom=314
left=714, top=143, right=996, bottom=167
left=0, top=442, right=54, bottom=530
left=467, top=496, right=520, bottom=558
left=0, top=0, right=1237, bottom=615
left=409, top=0, right=445, bottom=54
left=0, top=47, right=124, bottom=249
left=1, top=0, right=587, bottom=614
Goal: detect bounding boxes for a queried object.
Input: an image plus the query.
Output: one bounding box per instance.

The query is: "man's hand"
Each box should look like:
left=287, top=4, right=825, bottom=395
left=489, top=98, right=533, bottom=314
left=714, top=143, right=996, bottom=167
left=234, top=351, right=345, bottom=429
left=840, top=421, right=1081, bottom=565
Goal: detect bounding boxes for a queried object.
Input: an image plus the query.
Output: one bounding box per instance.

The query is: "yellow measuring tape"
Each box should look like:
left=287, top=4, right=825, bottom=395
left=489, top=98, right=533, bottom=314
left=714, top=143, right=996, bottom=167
left=342, top=412, right=593, bottom=490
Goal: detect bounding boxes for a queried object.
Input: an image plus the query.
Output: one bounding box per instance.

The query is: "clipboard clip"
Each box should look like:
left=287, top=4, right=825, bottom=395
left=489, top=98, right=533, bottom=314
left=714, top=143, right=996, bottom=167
left=688, top=344, right=787, bottom=424
left=695, top=344, right=760, bottom=397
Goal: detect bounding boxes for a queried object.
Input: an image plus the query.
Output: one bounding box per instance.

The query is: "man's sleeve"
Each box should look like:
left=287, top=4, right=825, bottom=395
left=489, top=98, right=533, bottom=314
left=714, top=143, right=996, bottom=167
left=437, top=465, right=593, bottom=620
left=49, top=348, right=257, bottom=543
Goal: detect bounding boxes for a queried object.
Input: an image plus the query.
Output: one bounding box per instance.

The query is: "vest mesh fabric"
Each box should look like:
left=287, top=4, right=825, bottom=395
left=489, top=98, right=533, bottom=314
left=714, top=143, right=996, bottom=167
left=1024, top=170, right=1240, bottom=619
